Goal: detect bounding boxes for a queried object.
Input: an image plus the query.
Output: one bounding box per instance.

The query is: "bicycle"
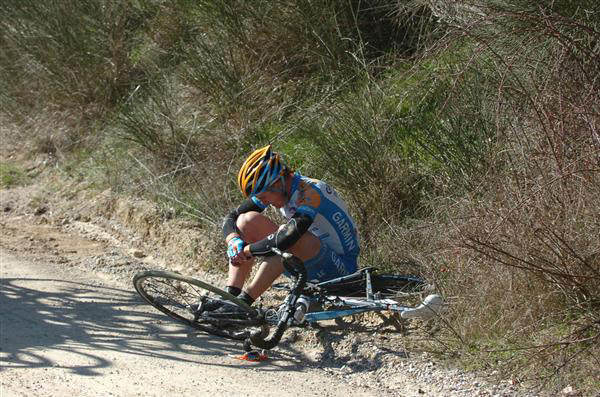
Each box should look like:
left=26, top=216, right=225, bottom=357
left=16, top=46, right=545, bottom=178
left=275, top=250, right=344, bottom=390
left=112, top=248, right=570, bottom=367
left=133, top=247, right=442, bottom=357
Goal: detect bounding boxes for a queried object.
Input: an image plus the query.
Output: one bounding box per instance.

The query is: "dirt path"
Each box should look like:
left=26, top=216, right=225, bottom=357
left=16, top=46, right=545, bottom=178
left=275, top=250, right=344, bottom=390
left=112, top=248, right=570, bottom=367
left=0, top=181, right=542, bottom=397
left=1, top=246, right=391, bottom=397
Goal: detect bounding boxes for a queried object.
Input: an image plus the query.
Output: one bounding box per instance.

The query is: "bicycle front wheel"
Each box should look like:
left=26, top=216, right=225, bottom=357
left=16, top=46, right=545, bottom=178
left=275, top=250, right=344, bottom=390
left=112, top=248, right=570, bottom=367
left=133, top=270, right=267, bottom=340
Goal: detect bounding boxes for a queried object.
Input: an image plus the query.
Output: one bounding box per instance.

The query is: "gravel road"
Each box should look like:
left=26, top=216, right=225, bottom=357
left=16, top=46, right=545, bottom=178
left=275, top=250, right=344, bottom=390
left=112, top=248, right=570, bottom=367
left=1, top=248, right=390, bottom=397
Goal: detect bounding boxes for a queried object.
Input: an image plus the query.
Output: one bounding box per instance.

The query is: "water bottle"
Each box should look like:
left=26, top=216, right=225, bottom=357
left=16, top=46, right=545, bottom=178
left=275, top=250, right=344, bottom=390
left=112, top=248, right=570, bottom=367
left=293, top=295, right=313, bottom=324
left=293, top=301, right=307, bottom=324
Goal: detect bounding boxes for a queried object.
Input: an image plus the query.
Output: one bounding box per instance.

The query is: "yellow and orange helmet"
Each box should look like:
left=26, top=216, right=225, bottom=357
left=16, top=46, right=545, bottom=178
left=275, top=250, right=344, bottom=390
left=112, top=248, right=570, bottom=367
left=237, top=145, right=287, bottom=198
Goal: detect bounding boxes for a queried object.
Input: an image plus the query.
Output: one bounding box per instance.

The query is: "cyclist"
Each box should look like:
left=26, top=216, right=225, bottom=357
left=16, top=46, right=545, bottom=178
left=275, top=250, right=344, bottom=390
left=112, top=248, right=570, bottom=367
left=204, top=145, right=360, bottom=317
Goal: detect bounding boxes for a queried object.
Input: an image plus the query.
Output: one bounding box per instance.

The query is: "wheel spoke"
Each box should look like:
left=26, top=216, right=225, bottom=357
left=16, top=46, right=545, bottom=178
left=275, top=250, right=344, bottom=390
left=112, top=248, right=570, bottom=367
left=133, top=270, right=268, bottom=341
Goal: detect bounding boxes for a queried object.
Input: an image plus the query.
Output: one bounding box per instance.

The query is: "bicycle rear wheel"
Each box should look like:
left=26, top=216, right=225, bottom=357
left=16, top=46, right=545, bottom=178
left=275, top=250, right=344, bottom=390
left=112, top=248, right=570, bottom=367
left=371, top=274, right=431, bottom=300
left=316, top=273, right=431, bottom=300
left=274, top=272, right=432, bottom=300
left=133, top=270, right=267, bottom=340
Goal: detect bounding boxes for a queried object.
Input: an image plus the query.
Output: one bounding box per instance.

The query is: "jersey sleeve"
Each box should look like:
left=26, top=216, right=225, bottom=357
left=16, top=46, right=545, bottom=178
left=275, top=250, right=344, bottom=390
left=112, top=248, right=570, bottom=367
left=248, top=213, right=313, bottom=256
left=222, top=198, right=264, bottom=238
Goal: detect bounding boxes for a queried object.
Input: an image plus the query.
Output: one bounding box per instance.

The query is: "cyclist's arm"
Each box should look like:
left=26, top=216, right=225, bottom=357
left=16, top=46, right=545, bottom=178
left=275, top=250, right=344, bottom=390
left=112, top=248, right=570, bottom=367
left=247, top=213, right=313, bottom=256
left=222, top=198, right=264, bottom=241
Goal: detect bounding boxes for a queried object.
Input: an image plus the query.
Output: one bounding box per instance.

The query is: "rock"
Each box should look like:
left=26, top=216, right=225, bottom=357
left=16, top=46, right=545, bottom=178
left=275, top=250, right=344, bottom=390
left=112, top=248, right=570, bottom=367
left=562, top=385, right=582, bottom=396
left=129, top=249, right=146, bottom=258
left=34, top=206, right=48, bottom=216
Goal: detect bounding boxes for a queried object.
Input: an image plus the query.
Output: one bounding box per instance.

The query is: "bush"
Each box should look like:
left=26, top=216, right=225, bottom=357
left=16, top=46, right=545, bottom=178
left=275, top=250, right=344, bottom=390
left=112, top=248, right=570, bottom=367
left=1, top=0, right=599, bottom=393
left=425, top=1, right=600, bottom=388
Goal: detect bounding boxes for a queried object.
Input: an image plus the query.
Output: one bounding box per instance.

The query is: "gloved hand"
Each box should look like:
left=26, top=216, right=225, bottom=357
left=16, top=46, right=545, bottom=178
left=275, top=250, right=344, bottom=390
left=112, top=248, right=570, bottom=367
left=227, top=236, right=246, bottom=260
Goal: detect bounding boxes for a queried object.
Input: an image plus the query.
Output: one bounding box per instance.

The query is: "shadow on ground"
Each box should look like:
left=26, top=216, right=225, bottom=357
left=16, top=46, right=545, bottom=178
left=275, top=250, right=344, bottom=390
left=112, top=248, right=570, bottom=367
left=0, top=276, right=306, bottom=375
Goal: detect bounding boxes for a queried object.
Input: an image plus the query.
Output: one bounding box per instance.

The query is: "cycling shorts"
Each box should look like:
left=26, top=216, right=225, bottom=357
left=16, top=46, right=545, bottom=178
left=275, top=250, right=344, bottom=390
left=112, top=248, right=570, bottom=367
left=285, top=238, right=358, bottom=283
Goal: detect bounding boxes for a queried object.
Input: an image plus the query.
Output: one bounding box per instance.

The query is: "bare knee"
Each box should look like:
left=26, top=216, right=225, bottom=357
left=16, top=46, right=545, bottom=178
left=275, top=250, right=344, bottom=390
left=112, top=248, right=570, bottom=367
left=236, top=211, right=261, bottom=233
left=236, top=211, right=275, bottom=242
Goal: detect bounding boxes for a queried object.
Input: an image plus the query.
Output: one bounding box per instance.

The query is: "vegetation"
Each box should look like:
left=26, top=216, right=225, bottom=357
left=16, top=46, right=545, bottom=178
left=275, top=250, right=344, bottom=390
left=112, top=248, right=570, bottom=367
left=1, top=0, right=598, bottom=393
left=0, top=162, right=29, bottom=188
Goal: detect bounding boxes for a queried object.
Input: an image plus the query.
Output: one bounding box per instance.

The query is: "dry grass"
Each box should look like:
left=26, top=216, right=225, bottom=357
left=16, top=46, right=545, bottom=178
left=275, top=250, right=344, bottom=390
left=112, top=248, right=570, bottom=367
left=1, top=1, right=599, bottom=393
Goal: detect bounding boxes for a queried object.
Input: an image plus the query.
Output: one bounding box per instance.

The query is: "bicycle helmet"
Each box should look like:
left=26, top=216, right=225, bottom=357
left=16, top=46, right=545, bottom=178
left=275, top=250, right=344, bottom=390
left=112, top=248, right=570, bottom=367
left=237, top=145, right=287, bottom=198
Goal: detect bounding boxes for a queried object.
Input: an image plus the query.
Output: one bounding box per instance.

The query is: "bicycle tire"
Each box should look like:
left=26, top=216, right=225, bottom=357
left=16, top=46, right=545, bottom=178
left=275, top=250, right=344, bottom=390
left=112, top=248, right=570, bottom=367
left=274, top=273, right=431, bottom=300
left=315, top=273, right=430, bottom=300
left=327, top=275, right=430, bottom=326
left=371, top=274, right=431, bottom=300
left=133, top=270, right=267, bottom=340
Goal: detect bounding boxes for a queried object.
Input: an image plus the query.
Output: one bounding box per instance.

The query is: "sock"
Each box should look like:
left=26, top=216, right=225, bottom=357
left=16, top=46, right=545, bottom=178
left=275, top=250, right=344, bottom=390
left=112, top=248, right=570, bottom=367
left=225, top=286, right=241, bottom=297
left=238, top=291, right=255, bottom=306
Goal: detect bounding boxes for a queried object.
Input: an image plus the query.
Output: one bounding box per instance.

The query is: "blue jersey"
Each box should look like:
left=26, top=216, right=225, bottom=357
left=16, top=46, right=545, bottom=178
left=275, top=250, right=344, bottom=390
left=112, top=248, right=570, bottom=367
left=253, top=172, right=360, bottom=259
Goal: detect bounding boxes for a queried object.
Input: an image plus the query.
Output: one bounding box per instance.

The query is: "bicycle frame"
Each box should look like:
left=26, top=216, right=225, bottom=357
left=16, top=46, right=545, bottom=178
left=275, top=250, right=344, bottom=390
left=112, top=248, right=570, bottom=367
left=304, top=298, right=421, bottom=322
left=273, top=254, right=441, bottom=323
left=133, top=247, right=442, bottom=353
left=244, top=248, right=442, bottom=352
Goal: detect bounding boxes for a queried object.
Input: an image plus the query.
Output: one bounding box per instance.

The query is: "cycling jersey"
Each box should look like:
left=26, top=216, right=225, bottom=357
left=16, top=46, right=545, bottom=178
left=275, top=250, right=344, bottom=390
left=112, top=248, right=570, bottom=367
left=252, top=172, right=360, bottom=258
left=222, top=172, right=360, bottom=280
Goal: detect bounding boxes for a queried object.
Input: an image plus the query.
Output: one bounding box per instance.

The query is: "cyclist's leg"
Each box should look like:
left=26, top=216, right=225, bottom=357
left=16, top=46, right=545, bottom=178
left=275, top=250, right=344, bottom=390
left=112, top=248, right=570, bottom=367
left=226, top=259, right=254, bottom=292
left=244, top=255, right=283, bottom=299
left=225, top=211, right=269, bottom=289
left=229, top=211, right=321, bottom=299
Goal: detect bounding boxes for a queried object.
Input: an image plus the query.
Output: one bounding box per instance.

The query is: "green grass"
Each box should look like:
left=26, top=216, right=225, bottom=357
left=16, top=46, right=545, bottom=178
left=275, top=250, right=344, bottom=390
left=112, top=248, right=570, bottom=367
left=0, top=163, right=29, bottom=188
